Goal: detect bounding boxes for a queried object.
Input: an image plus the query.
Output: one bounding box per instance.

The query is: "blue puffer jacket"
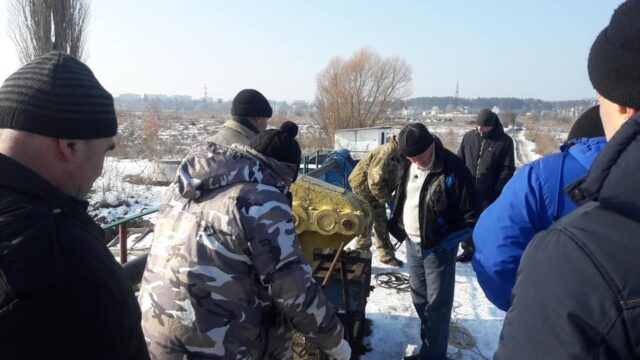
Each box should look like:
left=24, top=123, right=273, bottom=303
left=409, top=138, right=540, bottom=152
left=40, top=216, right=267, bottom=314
left=472, top=136, right=606, bottom=311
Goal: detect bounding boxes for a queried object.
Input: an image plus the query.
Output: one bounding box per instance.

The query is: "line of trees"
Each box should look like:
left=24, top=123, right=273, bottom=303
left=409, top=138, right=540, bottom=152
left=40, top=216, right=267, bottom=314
left=406, top=97, right=595, bottom=113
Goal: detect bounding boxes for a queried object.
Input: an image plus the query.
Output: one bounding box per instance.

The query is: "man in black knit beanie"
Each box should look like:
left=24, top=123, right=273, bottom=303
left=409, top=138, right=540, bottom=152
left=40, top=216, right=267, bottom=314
left=208, top=88, right=273, bottom=146
left=0, top=52, right=149, bottom=359
left=389, top=123, right=480, bottom=360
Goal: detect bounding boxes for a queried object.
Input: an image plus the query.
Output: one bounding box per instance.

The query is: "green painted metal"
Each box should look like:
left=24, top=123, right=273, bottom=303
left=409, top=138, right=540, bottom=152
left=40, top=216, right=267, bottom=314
left=101, top=207, right=159, bottom=230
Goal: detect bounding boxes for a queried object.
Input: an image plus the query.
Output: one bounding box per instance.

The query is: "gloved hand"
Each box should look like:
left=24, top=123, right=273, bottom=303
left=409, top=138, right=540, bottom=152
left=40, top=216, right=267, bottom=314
left=456, top=238, right=474, bottom=263
left=324, top=339, right=351, bottom=360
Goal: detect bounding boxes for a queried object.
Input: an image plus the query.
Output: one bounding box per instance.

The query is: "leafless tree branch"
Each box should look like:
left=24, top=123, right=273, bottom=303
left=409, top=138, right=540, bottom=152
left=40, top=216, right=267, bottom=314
left=315, top=48, right=412, bottom=141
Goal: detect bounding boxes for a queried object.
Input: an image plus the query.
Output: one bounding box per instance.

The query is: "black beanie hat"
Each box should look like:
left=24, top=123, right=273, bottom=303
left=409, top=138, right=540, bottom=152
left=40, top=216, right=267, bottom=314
left=476, top=109, right=499, bottom=127
left=588, top=0, right=640, bottom=109
left=231, top=89, right=273, bottom=118
left=398, top=123, right=434, bottom=157
left=250, top=121, right=302, bottom=170
left=567, top=105, right=605, bottom=141
left=0, top=51, right=117, bottom=139
left=280, top=121, right=299, bottom=138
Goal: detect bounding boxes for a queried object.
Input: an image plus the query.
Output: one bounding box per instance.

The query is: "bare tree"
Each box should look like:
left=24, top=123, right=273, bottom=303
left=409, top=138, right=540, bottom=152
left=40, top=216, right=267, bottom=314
left=141, top=103, right=161, bottom=160
left=8, top=0, right=90, bottom=64
left=315, top=48, right=412, bottom=140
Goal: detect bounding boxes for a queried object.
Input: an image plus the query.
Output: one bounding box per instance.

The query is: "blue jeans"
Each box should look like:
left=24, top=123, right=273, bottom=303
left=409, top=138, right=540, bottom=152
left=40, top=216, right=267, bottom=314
left=406, top=240, right=457, bottom=360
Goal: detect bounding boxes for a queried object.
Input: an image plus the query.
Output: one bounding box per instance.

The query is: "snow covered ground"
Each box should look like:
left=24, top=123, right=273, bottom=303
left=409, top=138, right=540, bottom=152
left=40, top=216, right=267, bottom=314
left=509, top=128, right=541, bottom=168
left=355, top=239, right=503, bottom=360
left=89, top=157, right=165, bottom=224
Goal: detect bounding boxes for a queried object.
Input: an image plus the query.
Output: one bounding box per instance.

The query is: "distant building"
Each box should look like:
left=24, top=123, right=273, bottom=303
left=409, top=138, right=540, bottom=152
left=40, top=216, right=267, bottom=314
left=144, top=94, right=169, bottom=102
left=334, top=126, right=400, bottom=160
left=492, top=106, right=500, bottom=114
left=118, top=93, right=142, bottom=101
left=172, top=95, right=193, bottom=102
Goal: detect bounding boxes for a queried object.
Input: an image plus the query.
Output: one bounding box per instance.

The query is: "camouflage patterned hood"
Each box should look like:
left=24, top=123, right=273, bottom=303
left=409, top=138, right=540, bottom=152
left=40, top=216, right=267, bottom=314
left=175, top=142, right=298, bottom=200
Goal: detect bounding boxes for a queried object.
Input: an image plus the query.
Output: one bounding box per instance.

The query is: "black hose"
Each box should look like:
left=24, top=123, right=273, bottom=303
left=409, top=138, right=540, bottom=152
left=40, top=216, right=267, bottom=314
left=374, top=272, right=410, bottom=292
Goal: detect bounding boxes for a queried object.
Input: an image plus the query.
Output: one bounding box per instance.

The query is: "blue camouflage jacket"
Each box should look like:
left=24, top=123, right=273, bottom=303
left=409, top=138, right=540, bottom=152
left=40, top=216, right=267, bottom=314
left=472, top=136, right=606, bottom=311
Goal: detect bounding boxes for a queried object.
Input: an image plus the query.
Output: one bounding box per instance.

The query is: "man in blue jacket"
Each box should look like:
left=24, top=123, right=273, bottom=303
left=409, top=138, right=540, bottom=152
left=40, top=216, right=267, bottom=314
left=472, top=106, right=606, bottom=311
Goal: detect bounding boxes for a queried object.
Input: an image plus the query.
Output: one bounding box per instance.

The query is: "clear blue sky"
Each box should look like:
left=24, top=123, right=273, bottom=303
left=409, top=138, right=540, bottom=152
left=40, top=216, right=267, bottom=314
left=0, top=0, right=623, bottom=101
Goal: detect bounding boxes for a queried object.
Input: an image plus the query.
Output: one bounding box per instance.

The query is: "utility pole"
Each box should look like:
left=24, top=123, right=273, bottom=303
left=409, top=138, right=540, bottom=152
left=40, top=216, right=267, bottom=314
left=453, top=81, right=460, bottom=110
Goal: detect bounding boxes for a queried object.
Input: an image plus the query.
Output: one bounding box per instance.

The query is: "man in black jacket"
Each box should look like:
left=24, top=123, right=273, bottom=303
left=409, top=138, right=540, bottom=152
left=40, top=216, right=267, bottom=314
left=496, top=0, right=640, bottom=358
left=0, top=52, right=149, bottom=359
left=456, top=109, right=515, bottom=262
left=388, top=123, right=480, bottom=360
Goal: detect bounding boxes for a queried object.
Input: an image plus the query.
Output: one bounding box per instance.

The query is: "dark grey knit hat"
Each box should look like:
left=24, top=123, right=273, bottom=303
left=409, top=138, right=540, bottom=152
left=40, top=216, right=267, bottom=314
left=0, top=51, right=117, bottom=139
left=567, top=106, right=605, bottom=141
left=476, top=109, right=499, bottom=127
left=231, top=89, right=273, bottom=118
left=398, top=123, right=434, bottom=157
left=588, top=0, right=640, bottom=109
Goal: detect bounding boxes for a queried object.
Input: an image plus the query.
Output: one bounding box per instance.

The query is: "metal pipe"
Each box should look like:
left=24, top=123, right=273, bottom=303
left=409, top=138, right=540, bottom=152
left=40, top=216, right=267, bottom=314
left=119, top=224, right=128, bottom=264
left=102, top=207, right=159, bottom=230
left=305, top=159, right=339, bottom=178
left=340, top=255, right=352, bottom=344
left=322, top=241, right=346, bottom=288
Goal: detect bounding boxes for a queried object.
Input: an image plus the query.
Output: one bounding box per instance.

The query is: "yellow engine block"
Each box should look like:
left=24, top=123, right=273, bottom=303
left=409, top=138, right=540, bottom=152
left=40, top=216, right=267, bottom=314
left=290, top=175, right=372, bottom=261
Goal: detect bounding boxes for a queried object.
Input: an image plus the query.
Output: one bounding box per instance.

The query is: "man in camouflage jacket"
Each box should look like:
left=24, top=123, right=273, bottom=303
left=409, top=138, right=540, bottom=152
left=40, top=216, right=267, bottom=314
left=139, top=128, right=349, bottom=359
left=348, top=135, right=403, bottom=266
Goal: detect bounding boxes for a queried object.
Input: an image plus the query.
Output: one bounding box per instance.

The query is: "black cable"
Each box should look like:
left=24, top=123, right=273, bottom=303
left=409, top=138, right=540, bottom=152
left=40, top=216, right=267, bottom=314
left=374, top=272, right=410, bottom=292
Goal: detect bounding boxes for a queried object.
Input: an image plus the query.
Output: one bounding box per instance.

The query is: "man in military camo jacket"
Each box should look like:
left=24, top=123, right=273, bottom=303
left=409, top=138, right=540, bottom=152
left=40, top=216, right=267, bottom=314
left=348, top=135, right=403, bottom=267
left=139, top=123, right=351, bottom=360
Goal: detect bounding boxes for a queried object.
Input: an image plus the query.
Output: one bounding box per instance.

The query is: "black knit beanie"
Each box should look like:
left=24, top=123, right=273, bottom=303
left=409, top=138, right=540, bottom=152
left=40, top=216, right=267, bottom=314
left=398, top=123, right=434, bottom=157
left=567, top=105, right=605, bottom=141
left=476, top=109, right=499, bottom=127
left=0, top=51, right=117, bottom=139
left=280, top=121, right=299, bottom=138
left=588, top=0, right=640, bottom=109
left=231, top=89, right=273, bottom=118
left=250, top=121, right=302, bottom=171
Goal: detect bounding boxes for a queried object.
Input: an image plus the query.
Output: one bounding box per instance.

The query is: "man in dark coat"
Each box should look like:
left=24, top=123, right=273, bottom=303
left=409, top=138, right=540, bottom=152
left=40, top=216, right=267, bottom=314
left=388, top=123, right=481, bottom=360
left=456, top=109, right=515, bottom=262
left=0, top=52, right=149, bottom=359
left=496, top=1, right=640, bottom=358
left=473, top=107, right=606, bottom=311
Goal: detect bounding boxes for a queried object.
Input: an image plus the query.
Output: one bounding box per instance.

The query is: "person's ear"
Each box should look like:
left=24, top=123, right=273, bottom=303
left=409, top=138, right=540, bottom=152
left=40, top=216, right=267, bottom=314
left=56, top=139, right=76, bottom=162
left=621, top=105, right=639, bottom=118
